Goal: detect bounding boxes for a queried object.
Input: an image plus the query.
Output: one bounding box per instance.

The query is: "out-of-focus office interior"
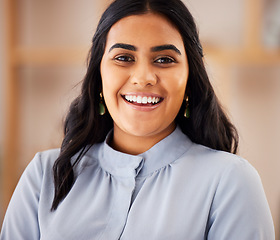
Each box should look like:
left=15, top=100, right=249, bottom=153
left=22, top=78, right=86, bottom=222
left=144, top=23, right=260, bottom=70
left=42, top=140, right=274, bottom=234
left=0, top=0, right=279, bottom=238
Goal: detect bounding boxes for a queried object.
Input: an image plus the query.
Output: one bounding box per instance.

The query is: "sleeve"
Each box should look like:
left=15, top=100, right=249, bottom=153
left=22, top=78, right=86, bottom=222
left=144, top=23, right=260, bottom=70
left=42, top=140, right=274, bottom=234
left=206, top=159, right=275, bottom=240
left=0, top=152, right=43, bottom=240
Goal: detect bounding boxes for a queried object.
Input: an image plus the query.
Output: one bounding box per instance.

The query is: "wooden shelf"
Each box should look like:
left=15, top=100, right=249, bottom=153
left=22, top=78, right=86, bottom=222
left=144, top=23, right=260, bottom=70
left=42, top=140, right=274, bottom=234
left=12, top=46, right=89, bottom=66
left=10, top=45, right=280, bottom=67
left=204, top=46, right=280, bottom=65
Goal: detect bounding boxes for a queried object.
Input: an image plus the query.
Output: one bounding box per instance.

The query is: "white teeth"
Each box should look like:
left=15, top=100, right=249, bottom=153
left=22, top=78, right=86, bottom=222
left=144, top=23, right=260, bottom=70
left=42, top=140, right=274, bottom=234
left=124, top=95, right=161, bottom=104
left=137, top=96, right=142, bottom=103
left=142, top=96, right=148, bottom=104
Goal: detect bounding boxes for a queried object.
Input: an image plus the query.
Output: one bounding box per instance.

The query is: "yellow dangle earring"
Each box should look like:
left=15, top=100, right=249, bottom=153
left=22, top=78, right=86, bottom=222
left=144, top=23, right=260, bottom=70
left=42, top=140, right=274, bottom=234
left=184, top=96, right=190, bottom=118
left=99, top=92, right=106, bottom=116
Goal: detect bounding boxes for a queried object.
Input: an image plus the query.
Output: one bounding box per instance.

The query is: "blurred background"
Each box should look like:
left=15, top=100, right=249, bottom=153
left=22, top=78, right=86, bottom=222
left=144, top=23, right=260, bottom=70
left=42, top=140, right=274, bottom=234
left=0, top=0, right=279, bottom=238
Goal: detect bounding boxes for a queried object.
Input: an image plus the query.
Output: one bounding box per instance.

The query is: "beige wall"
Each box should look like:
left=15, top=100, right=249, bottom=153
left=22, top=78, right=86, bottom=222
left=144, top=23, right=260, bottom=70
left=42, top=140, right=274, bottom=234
left=0, top=0, right=7, bottom=222
left=0, top=1, right=6, bottom=152
left=0, top=3, right=4, bottom=144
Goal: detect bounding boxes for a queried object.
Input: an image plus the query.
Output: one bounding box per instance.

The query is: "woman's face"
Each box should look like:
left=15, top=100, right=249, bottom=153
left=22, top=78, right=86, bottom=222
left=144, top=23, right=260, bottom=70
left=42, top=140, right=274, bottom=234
left=100, top=13, right=189, bottom=153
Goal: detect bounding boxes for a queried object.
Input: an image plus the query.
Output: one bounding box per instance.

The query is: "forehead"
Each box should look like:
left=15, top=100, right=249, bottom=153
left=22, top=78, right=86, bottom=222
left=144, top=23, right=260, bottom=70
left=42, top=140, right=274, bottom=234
left=105, top=13, right=185, bottom=49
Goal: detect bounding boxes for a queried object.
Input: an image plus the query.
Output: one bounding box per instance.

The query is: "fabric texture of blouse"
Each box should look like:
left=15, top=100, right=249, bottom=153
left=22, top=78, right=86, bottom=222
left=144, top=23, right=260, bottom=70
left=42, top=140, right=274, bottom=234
left=0, top=127, right=275, bottom=239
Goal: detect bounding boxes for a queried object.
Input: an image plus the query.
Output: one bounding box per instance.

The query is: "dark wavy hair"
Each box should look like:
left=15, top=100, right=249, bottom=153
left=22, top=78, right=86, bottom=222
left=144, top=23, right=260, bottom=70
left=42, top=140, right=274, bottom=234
left=51, top=0, right=239, bottom=210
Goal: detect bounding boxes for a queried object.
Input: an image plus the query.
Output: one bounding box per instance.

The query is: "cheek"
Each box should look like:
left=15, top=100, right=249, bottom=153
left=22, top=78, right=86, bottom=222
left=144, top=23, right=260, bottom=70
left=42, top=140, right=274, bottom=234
left=101, top=64, right=128, bottom=106
left=101, top=61, right=117, bottom=91
left=163, top=69, right=188, bottom=97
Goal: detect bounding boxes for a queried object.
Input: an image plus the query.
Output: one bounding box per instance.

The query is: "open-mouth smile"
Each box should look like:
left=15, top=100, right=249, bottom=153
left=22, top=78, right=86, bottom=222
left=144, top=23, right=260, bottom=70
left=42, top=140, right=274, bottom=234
left=122, top=94, right=164, bottom=106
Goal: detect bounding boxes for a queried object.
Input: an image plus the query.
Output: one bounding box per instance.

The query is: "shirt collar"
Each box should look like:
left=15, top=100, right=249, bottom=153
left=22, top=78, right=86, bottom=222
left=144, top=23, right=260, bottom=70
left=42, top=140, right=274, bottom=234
left=97, top=126, right=193, bottom=178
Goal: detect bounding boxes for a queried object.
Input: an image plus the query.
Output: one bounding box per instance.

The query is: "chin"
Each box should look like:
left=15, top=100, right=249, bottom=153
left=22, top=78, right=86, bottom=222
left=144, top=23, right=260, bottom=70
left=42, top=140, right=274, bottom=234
left=123, top=123, right=174, bottom=139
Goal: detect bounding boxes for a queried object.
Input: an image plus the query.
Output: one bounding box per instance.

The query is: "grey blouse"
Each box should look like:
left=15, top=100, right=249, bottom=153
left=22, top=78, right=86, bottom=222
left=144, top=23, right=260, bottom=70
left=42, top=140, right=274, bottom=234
left=0, top=127, right=275, bottom=239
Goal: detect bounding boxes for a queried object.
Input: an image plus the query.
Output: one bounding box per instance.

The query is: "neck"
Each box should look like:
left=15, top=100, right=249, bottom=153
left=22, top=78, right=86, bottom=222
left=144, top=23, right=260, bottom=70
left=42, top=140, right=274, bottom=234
left=111, top=124, right=176, bottom=155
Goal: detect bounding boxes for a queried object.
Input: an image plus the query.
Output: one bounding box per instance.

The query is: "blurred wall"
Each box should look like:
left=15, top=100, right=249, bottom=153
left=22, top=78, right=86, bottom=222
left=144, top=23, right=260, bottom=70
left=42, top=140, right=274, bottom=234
left=0, top=2, right=4, bottom=151
left=0, top=2, right=4, bottom=141
left=0, top=0, right=7, bottom=223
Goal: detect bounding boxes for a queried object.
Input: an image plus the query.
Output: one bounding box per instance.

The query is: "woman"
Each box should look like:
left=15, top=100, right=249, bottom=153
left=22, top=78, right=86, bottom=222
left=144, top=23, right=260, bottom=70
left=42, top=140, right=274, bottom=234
left=0, top=0, right=275, bottom=239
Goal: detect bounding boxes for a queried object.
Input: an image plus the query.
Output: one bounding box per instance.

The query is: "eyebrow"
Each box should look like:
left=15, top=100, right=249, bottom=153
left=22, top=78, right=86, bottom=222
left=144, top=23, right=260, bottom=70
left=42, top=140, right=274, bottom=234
left=151, top=44, right=181, bottom=55
left=109, top=43, right=137, bottom=52
left=108, top=43, right=181, bottom=55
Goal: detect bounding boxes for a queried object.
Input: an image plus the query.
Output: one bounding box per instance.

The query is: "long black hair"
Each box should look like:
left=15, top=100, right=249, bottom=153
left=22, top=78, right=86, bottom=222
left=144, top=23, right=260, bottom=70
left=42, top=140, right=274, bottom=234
left=51, top=0, right=238, bottom=211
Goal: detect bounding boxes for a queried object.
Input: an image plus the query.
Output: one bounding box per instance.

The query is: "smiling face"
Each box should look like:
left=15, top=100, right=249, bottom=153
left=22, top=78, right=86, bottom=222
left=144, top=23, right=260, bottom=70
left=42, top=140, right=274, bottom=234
left=100, top=13, right=189, bottom=154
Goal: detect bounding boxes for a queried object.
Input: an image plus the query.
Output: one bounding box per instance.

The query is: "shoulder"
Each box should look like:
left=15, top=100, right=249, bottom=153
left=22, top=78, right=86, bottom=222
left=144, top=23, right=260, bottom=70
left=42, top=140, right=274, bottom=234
left=188, top=142, right=256, bottom=174
left=18, top=148, right=61, bottom=185
left=28, top=148, right=61, bottom=172
left=187, top=142, right=247, bottom=166
left=39, top=148, right=61, bottom=159
left=27, top=145, right=102, bottom=177
left=177, top=141, right=256, bottom=177
left=184, top=143, right=268, bottom=212
left=173, top=141, right=264, bottom=198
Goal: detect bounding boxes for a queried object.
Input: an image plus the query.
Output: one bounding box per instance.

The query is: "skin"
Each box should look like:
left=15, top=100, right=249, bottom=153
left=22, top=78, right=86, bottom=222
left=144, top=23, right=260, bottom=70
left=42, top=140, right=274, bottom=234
left=100, top=13, right=189, bottom=155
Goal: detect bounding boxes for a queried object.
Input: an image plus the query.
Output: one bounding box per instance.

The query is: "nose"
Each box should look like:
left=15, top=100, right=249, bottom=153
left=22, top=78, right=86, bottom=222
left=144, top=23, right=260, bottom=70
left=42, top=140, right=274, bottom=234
left=130, top=61, right=158, bottom=87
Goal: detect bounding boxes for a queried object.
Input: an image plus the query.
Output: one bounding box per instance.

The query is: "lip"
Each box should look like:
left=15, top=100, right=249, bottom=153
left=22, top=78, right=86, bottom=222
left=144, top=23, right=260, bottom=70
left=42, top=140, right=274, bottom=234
left=121, top=92, right=164, bottom=111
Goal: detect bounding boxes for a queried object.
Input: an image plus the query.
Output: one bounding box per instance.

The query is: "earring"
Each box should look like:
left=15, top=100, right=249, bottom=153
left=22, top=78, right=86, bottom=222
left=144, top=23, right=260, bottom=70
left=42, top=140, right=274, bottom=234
left=184, top=96, right=190, bottom=118
left=99, top=92, right=106, bottom=116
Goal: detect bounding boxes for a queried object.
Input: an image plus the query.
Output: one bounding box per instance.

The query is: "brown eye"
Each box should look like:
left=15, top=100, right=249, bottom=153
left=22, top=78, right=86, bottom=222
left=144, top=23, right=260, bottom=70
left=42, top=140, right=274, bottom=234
left=114, top=55, right=134, bottom=62
left=154, top=57, right=175, bottom=64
